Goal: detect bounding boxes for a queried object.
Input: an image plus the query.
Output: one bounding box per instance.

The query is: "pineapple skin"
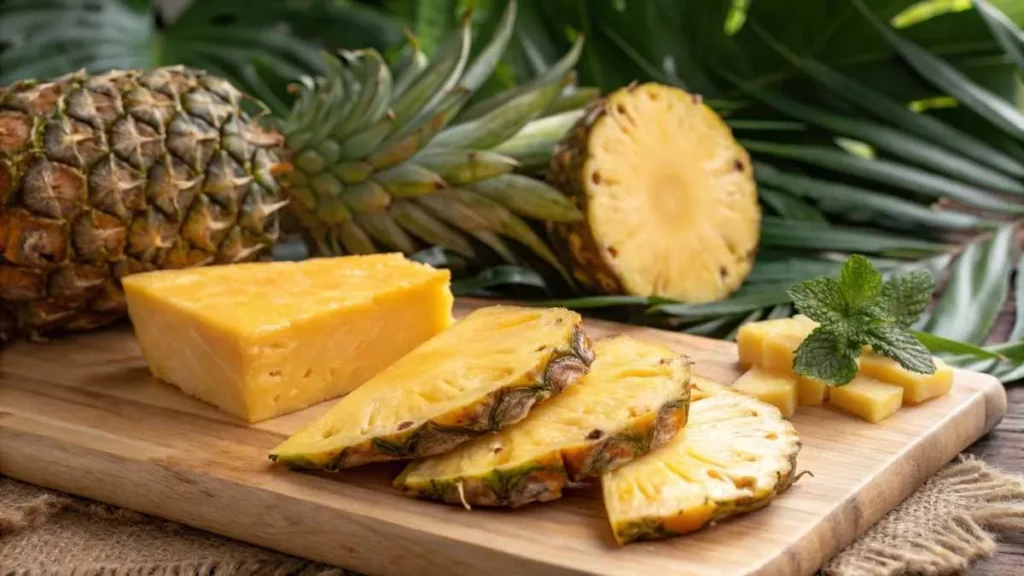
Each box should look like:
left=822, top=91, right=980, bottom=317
left=271, top=326, right=595, bottom=470
left=547, top=84, right=760, bottom=302
left=395, top=396, right=689, bottom=507
left=0, top=68, right=285, bottom=340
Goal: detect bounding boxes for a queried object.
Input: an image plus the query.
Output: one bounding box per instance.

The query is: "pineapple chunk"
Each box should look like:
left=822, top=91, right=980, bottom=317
left=829, top=375, right=904, bottom=423
left=602, top=378, right=800, bottom=545
left=731, top=367, right=797, bottom=418
left=396, top=336, right=690, bottom=507
left=123, top=255, right=453, bottom=422
left=736, top=316, right=817, bottom=373
left=859, top=354, right=953, bottom=405
left=270, top=306, right=595, bottom=469
left=796, top=376, right=829, bottom=406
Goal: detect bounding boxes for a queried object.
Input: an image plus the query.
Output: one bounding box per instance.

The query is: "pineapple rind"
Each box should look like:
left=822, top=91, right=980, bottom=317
left=603, top=377, right=801, bottom=545
left=270, top=319, right=595, bottom=469
left=396, top=337, right=691, bottom=507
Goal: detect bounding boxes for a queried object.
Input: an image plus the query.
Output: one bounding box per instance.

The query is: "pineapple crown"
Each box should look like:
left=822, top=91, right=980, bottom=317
left=271, top=0, right=592, bottom=281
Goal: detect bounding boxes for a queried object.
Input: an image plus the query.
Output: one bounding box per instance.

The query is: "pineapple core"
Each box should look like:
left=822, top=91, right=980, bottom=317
left=731, top=366, right=797, bottom=418
left=123, top=254, right=453, bottom=422
left=828, top=375, right=904, bottom=423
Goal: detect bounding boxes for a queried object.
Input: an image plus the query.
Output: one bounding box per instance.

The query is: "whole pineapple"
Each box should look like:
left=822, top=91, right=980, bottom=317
left=0, top=0, right=591, bottom=340
left=0, top=67, right=286, bottom=341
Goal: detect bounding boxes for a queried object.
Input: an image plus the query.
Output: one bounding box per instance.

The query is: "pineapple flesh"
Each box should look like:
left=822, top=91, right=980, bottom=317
left=0, top=67, right=285, bottom=340
left=548, top=83, right=760, bottom=302
left=269, top=306, right=594, bottom=469
left=602, top=376, right=800, bottom=545
left=828, top=375, right=904, bottom=423
left=395, top=336, right=690, bottom=508
left=731, top=367, right=797, bottom=418
left=859, top=354, right=953, bottom=405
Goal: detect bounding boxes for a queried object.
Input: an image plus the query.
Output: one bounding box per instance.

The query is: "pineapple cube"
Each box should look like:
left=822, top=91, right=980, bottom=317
left=731, top=367, right=797, bottom=418
left=828, top=375, right=903, bottom=423
left=858, top=354, right=954, bottom=405
left=796, top=376, right=829, bottom=406
left=736, top=316, right=818, bottom=374
left=123, top=254, right=454, bottom=422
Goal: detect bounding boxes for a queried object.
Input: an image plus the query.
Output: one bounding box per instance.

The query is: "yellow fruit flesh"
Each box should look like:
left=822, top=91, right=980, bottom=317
left=859, top=354, right=953, bottom=405
left=582, top=84, right=759, bottom=302
left=731, top=367, right=797, bottom=418
left=397, top=336, right=689, bottom=487
left=796, top=376, right=829, bottom=406
left=736, top=316, right=817, bottom=374
left=828, top=375, right=904, bottom=423
left=271, top=306, right=584, bottom=461
left=602, top=380, right=799, bottom=545
left=123, top=255, right=453, bottom=422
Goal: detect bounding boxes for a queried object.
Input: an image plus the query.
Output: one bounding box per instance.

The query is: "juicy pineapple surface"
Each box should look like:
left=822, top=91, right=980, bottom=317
left=270, top=306, right=594, bottom=469
left=395, top=336, right=691, bottom=507
left=602, top=377, right=800, bottom=545
left=0, top=67, right=285, bottom=340
left=548, top=83, right=760, bottom=302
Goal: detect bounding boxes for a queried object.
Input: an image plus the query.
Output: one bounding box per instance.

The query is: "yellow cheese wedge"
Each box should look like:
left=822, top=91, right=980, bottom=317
left=858, top=354, right=953, bottom=405
left=796, top=376, right=829, bottom=406
left=123, top=254, right=453, bottom=422
left=731, top=366, right=797, bottom=418
left=828, top=375, right=903, bottom=423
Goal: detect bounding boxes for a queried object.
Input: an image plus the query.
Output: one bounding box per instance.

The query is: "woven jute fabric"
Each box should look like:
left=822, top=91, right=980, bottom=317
left=1, top=457, right=1022, bottom=576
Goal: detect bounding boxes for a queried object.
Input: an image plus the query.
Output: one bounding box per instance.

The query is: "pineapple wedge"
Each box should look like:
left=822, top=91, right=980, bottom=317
left=602, top=377, right=800, bottom=545
left=859, top=354, right=953, bottom=405
left=395, top=336, right=690, bottom=507
left=270, top=306, right=594, bottom=469
left=828, top=375, right=903, bottom=423
left=731, top=367, right=797, bottom=418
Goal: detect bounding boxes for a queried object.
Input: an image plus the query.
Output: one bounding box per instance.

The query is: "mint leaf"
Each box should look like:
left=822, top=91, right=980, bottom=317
left=880, top=270, right=934, bottom=327
left=788, top=277, right=844, bottom=324
left=839, top=255, right=883, bottom=310
left=864, top=324, right=937, bottom=375
left=793, top=327, right=860, bottom=385
left=788, top=254, right=938, bottom=385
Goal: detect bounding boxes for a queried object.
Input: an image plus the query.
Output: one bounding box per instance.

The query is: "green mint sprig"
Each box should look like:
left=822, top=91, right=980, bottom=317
left=788, top=255, right=936, bottom=385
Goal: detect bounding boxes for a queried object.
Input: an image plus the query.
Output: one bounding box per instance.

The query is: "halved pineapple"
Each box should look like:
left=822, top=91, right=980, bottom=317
left=548, top=83, right=760, bottom=303
left=602, top=376, right=800, bottom=545
left=395, top=336, right=690, bottom=507
left=270, top=306, right=594, bottom=469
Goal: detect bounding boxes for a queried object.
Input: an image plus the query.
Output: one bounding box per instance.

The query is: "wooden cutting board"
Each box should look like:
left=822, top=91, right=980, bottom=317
left=0, top=301, right=1007, bottom=576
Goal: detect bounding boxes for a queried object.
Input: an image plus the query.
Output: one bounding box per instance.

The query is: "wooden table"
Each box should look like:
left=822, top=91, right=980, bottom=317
left=967, top=384, right=1023, bottom=575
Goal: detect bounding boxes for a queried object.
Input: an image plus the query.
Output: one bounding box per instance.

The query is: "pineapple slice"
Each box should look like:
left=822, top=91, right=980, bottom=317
left=270, top=306, right=594, bottom=469
left=548, top=83, right=760, bottom=303
left=395, top=336, right=690, bottom=507
left=828, top=375, right=903, bottom=423
left=602, top=378, right=800, bottom=545
left=859, top=354, right=953, bottom=405
left=731, top=367, right=797, bottom=418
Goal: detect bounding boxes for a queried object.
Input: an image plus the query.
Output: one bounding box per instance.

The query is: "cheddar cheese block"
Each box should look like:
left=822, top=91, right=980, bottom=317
left=123, top=254, right=454, bottom=422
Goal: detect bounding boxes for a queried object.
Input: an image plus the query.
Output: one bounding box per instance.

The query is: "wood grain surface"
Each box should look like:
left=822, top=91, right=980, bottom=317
left=0, top=302, right=1009, bottom=576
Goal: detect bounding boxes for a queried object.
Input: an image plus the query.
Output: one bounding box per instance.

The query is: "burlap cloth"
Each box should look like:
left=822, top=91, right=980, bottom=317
left=1, top=458, right=1022, bottom=576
